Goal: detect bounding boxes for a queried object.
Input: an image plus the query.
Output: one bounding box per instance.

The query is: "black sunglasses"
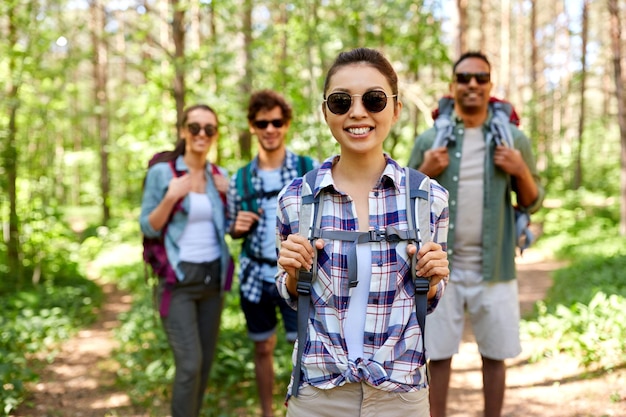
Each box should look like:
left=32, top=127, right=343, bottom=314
left=187, top=123, right=217, bottom=136
left=454, top=72, right=491, bottom=85
left=324, top=91, right=397, bottom=115
left=253, top=119, right=285, bottom=129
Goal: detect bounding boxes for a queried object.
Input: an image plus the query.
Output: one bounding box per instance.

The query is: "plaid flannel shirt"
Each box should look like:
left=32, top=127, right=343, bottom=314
left=276, top=155, right=449, bottom=394
left=227, top=150, right=318, bottom=303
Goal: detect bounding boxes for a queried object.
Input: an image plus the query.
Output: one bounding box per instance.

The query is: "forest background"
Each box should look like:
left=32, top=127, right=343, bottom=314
left=1, top=0, right=626, bottom=416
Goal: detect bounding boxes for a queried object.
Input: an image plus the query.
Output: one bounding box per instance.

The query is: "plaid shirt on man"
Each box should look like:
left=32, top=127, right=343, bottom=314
left=276, top=155, right=449, bottom=395
left=227, top=150, right=317, bottom=303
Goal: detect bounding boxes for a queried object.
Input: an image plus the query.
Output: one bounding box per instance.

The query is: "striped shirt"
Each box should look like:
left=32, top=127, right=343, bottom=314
left=276, top=155, right=449, bottom=395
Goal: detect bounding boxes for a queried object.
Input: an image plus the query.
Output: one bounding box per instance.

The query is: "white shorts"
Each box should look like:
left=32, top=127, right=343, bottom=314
left=425, top=268, right=521, bottom=361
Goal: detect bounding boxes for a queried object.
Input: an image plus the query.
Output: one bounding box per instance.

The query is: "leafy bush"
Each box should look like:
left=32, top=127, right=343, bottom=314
left=522, top=191, right=626, bottom=372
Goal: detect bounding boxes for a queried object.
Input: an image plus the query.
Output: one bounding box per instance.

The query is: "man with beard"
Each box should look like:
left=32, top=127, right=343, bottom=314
left=227, top=89, right=316, bottom=417
left=407, top=52, right=544, bottom=417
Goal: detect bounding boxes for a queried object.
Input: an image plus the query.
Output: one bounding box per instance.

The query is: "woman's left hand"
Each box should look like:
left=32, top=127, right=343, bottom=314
left=407, top=241, right=449, bottom=289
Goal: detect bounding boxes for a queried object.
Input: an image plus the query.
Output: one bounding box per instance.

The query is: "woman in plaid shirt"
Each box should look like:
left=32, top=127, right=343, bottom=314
left=276, top=48, right=450, bottom=417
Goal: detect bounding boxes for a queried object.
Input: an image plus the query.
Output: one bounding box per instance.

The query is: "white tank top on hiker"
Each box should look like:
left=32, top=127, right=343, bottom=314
left=453, top=127, right=484, bottom=272
left=178, top=192, right=221, bottom=263
left=344, top=243, right=372, bottom=360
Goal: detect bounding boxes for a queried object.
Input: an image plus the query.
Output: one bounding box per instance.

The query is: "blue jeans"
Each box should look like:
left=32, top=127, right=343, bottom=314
left=160, top=260, right=223, bottom=417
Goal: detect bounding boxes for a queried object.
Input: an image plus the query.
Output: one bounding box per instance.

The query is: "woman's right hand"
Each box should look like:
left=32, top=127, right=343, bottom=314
left=278, top=235, right=323, bottom=296
left=165, top=173, right=192, bottom=201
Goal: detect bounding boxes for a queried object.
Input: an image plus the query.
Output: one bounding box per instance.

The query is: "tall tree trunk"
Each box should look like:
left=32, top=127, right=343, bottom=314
left=171, top=0, right=186, bottom=133
left=530, top=0, right=539, bottom=146
left=479, top=0, right=488, bottom=53
left=573, top=0, right=589, bottom=189
left=456, top=0, right=468, bottom=54
left=277, top=1, right=288, bottom=90
left=4, top=3, right=21, bottom=283
left=239, top=0, right=253, bottom=161
left=500, top=0, right=511, bottom=98
left=90, top=0, right=110, bottom=224
left=608, top=0, right=626, bottom=235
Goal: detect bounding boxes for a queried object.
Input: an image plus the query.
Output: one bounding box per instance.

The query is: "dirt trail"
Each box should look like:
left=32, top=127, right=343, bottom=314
left=12, top=249, right=626, bottom=417
left=11, top=281, right=152, bottom=417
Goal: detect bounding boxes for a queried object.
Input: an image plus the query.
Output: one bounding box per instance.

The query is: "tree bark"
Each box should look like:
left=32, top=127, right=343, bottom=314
left=500, top=0, right=511, bottom=99
left=239, top=0, right=253, bottom=161
left=608, top=0, right=626, bottom=235
left=457, top=0, right=468, bottom=54
left=4, top=2, right=21, bottom=283
left=573, top=0, right=589, bottom=189
left=90, top=0, right=110, bottom=224
left=171, top=0, right=186, bottom=133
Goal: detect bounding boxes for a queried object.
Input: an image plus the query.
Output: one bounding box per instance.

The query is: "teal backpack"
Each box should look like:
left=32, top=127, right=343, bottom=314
left=235, top=155, right=315, bottom=260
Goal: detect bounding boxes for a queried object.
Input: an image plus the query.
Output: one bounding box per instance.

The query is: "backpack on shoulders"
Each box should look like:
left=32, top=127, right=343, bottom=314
left=289, top=166, right=432, bottom=397
left=142, top=153, right=229, bottom=317
left=430, top=96, right=533, bottom=254
left=235, top=154, right=315, bottom=213
left=234, top=154, right=315, bottom=258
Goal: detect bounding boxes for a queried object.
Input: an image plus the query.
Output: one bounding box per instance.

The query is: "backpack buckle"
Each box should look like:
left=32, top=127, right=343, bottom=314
left=368, top=229, right=386, bottom=242
left=414, top=277, right=430, bottom=295
left=296, top=270, right=313, bottom=296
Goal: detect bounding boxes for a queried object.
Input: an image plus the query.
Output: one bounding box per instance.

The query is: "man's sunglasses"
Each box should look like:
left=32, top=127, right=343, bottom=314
left=253, top=119, right=285, bottom=129
left=186, top=123, right=217, bottom=136
left=324, top=91, right=397, bottom=115
left=454, top=72, right=491, bottom=85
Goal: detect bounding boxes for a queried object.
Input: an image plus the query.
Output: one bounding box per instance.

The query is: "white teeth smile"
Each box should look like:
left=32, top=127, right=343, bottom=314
left=348, top=127, right=370, bottom=135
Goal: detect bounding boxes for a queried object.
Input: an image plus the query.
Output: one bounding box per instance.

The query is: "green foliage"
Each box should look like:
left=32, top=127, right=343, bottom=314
left=526, top=292, right=626, bottom=370
left=539, top=188, right=621, bottom=260
left=522, top=192, right=626, bottom=372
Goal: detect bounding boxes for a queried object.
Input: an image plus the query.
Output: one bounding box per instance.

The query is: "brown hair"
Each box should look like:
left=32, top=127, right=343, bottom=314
left=247, top=89, right=292, bottom=123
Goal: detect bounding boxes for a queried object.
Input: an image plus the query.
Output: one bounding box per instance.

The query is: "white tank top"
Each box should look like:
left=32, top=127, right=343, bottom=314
left=344, top=243, right=372, bottom=360
left=178, top=192, right=221, bottom=263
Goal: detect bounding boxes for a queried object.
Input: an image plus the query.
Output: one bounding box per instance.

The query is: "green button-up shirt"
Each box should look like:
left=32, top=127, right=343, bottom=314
left=408, top=110, right=544, bottom=282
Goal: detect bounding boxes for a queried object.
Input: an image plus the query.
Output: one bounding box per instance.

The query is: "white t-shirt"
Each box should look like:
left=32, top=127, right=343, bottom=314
left=178, top=192, right=221, bottom=263
left=453, top=127, right=485, bottom=272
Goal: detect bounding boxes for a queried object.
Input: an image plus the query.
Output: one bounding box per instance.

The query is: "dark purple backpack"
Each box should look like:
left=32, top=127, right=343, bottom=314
left=142, top=153, right=185, bottom=317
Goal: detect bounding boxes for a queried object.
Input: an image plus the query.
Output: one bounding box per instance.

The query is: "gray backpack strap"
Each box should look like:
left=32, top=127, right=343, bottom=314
left=431, top=97, right=456, bottom=149
left=292, top=169, right=321, bottom=397
left=488, top=102, right=535, bottom=253
left=490, top=102, right=514, bottom=148
left=405, top=167, right=431, bottom=354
